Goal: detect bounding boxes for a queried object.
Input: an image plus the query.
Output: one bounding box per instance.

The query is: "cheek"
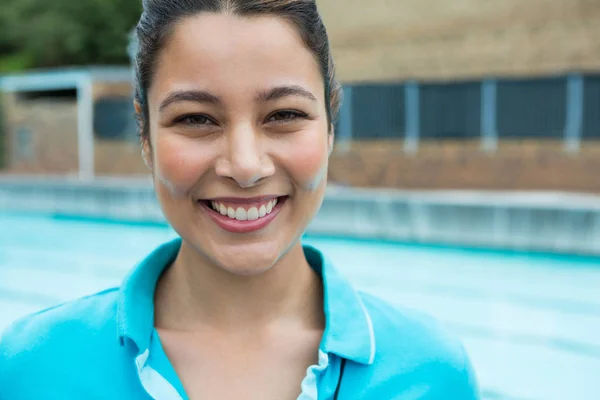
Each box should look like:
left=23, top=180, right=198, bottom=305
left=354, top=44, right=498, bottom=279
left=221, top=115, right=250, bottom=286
left=153, top=135, right=214, bottom=197
left=284, top=131, right=330, bottom=192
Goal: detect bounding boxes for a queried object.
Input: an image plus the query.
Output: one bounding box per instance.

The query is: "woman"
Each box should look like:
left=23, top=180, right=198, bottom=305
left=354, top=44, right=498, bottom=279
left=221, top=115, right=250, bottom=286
left=0, top=0, right=479, bottom=399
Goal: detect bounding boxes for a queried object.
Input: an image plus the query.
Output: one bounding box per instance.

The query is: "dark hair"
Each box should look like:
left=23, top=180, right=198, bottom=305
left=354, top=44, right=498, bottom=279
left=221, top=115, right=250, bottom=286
left=132, top=0, right=341, bottom=143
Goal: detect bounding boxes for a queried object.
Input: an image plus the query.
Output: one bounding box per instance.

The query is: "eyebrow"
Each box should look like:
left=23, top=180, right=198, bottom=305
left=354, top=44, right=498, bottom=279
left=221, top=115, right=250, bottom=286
left=158, top=85, right=317, bottom=113
left=257, top=85, right=317, bottom=103
left=158, top=90, right=221, bottom=113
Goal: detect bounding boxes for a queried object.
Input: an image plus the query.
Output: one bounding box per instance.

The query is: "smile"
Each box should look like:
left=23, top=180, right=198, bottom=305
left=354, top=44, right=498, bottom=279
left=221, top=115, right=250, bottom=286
left=198, top=196, right=287, bottom=233
left=210, top=198, right=279, bottom=221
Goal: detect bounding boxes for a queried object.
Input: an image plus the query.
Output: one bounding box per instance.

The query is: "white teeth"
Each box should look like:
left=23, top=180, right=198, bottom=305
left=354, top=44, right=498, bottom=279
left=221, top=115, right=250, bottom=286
left=235, top=207, right=247, bottom=221
left=211, top=198, right=282, bottom=221
left=247, top=207, right=259, bottom=221
left=227, top=207, right=236, bottom=218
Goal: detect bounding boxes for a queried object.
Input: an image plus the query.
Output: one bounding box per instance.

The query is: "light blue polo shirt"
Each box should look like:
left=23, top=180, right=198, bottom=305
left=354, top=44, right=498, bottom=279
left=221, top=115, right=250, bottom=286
left=0, top=238, right=479, bottom=399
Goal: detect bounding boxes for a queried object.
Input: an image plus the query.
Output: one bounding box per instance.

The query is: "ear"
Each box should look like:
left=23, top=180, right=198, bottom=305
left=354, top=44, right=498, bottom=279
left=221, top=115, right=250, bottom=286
left=327, top=124, right=335, bottom=156
left=134, top=100, right=153, bottom=171
left=133, top=100, right=142, bottom=114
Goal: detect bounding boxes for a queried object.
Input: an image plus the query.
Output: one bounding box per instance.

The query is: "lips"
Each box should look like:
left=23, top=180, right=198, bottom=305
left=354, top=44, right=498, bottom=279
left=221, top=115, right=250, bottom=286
left=198, top=196, right=287, bottom=233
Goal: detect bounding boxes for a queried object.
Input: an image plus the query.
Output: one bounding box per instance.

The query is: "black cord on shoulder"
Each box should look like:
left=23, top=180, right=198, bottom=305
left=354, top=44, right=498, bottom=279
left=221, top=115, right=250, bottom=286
left=333, top=358, right=347, bottom=400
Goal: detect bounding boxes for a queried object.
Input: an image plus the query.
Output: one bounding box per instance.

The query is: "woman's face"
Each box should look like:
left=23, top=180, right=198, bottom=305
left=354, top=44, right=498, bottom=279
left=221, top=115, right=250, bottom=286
left=143, top=13, right=332, bottom=275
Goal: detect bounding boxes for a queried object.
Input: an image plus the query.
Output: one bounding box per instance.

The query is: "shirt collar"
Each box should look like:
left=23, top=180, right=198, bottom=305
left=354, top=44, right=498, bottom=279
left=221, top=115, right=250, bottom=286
left=117, top=239, right=181, bottom=352
left=303, top=245, right=376, bottom=365
left=117, top=238, right=376, bottom=365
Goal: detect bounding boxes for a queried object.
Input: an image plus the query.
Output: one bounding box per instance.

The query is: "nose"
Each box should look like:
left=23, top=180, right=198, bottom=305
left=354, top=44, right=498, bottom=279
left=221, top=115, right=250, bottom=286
left=215, top=125, right=275, bottom=188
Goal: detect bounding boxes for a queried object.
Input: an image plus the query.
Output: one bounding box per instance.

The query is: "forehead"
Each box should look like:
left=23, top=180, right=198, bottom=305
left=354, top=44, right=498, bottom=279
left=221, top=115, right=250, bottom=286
left=150, top=13, right=324, bottom=101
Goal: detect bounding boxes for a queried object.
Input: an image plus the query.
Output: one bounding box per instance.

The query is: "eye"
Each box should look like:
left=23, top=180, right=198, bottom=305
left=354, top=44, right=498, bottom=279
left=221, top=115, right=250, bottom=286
left=174, top=114, right=215, bottom=127
left=266, top=110, right=307, bottom=123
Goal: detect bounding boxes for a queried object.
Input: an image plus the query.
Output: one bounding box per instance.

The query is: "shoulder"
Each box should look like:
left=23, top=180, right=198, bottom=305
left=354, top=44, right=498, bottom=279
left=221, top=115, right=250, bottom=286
left=1, top=287, right=120, bottom=352
left=360, top=291, right=463, bottom=361
left=358, top=291, right=480, bottom=398
left=0, top=288, right=121, bottom=391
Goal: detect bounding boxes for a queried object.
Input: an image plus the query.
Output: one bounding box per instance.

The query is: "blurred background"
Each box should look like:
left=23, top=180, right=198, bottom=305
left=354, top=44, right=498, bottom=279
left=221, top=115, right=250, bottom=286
left=1, top=0, right=600, bottom=399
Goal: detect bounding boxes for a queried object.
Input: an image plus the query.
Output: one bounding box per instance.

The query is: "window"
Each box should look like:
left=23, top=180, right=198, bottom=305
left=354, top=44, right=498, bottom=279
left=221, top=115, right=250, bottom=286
left=497, top=77, right=566, bottom=139
left=351, top=83, right=405, bottom=140
left=583, top=74, right=600, bottom=139
left=419, top=81, right=481, bottom=140
left=93, top=96, right=137, bottom=140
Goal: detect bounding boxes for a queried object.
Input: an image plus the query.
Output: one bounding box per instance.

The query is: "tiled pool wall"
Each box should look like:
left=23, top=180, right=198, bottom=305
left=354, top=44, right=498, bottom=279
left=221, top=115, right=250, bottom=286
left=3, top=176, right=600, bottom=255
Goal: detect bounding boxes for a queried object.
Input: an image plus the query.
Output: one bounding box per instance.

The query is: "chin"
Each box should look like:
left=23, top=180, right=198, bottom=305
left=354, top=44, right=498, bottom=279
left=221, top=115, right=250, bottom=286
left=207, top=239, right=293, bottom=276
left=219, top=259, right=275, bottom=276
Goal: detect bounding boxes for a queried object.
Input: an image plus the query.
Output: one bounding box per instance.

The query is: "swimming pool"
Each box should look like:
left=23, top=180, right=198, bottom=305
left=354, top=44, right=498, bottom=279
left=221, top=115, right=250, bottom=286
left=1, top=212, right=599, bottom=399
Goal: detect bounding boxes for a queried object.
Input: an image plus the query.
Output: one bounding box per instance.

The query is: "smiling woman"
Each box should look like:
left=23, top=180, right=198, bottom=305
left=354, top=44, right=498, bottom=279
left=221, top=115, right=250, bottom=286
left=0, top=1, right=479, bottom=399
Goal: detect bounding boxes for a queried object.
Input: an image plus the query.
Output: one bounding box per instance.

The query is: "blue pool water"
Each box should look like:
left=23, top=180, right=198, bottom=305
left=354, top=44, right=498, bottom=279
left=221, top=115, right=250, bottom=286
left=1, top=212, right=600, bottom=399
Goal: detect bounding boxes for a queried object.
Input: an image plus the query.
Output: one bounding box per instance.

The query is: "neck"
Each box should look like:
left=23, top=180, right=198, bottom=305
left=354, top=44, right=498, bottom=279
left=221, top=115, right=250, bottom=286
left=154, top=240, right=324, bottom=333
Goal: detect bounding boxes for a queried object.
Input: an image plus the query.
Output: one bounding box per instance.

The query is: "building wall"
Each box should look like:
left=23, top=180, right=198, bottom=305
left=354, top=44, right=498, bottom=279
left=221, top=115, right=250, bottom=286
left=317, top=0, right=600, bottom=193
left=329, top=140, right=600, bottom=193
left=3, top=0, right=600, bottom=192
left=318, top=0, right=600, bottom=82
left=2, top=92, right=79, bottom=174
left=4, top=86, right=600, bottom=192
left=1, top=80, right=147, bottom=176
left=95, top=141, right=148, bottom=175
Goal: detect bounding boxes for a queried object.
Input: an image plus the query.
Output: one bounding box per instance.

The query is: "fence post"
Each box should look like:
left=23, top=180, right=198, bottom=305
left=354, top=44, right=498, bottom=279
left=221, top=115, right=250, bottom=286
left=404, top=81, right=419, bottom=154
left=481, top=79, right=498, bottom=152
left=77, top=76, right=95, bottom=180
left=336, top=85, right=353, bottom=153
left=565, top=73, right=583, bottom=153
